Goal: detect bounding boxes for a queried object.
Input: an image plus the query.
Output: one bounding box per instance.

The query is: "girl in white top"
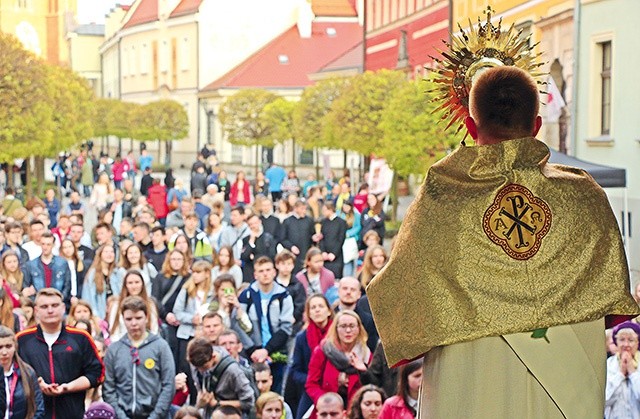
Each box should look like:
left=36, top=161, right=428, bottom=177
left=211, top=245, right=243, bottom=289
left=108, top=269, right=159, bottom=342
left=89, top=173, right=114, bottom=211
left=116, top=242, right=157, bottom=294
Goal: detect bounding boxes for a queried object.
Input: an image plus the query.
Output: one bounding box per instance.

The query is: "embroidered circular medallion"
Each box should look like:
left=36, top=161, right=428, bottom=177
left=483, top=184, right=552, bottom=260
left=144, top=358, right=156, bottom=369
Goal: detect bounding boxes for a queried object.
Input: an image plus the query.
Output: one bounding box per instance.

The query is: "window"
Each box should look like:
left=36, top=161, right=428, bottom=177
left=299, top=149, right=314, bottom=165
left=231, top=144, right=243, bottom=163
left=123, top=47, right=129, bottom=76
left=159, top=40, right=169, bottom=73
left=141, top=43, right=149, bottom=74
left=600, top=41, right=612, bottom=135
left=180, top=37, right=189, bottom=71
left=130, top=46, right=137, bottom=75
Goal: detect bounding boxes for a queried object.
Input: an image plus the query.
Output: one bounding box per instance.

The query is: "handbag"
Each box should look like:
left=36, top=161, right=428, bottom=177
left=168, top=194, right=179, bottom=211
left=342, top=237, right=359, bottom=263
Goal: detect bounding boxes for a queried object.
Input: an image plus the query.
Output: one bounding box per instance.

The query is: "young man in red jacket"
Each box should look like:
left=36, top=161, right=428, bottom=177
left=17, top=288, right=104, bottom=419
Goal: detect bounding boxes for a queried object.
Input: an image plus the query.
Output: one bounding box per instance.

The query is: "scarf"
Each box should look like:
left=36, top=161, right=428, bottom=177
left=306, top=319, right=332, bottom=350
left=321, top=339, right=370, bottom=375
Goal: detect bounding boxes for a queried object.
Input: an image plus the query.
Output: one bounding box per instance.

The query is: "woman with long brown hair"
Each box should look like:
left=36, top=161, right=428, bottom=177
left=347, top=385, right=386, bottom=419
left=1, top=251, right=23, bottom=306
left=116, top=242, right=157, bottom=294
left=357, top=245, right=388, bottom=291
left=108, top=270, right=159, bottom=341
left=0, top=325, right=44, bottom=418
left=82, top=244, right=123, bottom=319
left=378, top=358, right=423, bottom=418
left=0, top=287, right=19, bottom=332
left=68, top=300, right=109, bottom=342
left=151, top=248, right=190, bottom=370
left=59, top=238, right=86, bottom=306
left=306, top=310, right=371, bottom=410
left=211, top=245, right=242, bottom=289
left=288, top=294, right=334, bottom=417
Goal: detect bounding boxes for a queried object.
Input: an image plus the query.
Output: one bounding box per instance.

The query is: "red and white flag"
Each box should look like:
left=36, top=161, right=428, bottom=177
left=545, top=75, right=566, bottom=123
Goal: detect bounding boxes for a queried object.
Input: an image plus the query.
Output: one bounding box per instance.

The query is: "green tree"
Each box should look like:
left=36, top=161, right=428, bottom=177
left=131, top=100, right=189, bottom=166
left=379, top=80, right=458, bottom=177
left=262, top=98, right=297, bottom=168
left=33, top=64, right=95, bottom=194
left=325, top=70, right=407, bottom=157
left=218, top=89, right=279, bottom=171
left=0, top=33, right=52, bottom=190
left=293, top=77, right=350, bottom=150
left=378, top=79, right=459, bottom=220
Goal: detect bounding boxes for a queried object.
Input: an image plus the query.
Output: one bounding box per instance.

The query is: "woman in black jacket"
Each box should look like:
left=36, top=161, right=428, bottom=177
left=0, top=325, right=45, bottom=418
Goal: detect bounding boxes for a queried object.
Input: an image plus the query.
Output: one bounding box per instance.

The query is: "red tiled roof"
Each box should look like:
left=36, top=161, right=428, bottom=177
left=170, top=0, right=203, bottom=18
left=122, top=0, right=158, bottom=29
left=316, top=41, right=363, bottom=73
left=202, top=21, right=363, bottom=90
left=312, top=0, right=357, bottom=17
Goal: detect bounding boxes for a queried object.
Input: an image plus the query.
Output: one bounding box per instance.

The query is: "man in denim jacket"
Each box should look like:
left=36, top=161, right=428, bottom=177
left=22, top=232, right=71, bottom=308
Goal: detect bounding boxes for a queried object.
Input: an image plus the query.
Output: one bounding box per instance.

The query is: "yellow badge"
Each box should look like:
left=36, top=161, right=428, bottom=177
left=483, top=184, right=552, bottom=260
left=144, top=358, right=155, bottom=369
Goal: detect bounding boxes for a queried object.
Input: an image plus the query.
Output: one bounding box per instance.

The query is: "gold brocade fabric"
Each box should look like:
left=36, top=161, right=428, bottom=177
left=367, top=137, right=639, bottom=367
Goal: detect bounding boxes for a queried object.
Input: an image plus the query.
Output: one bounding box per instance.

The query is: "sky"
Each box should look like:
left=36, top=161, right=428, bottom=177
left=77, top=0, right=133, bottom=24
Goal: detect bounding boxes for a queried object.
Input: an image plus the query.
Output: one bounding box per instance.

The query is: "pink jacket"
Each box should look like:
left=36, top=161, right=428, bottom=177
left=296, top=268, right=335, bottom=295
left=379, top=395, right=415, bottom=419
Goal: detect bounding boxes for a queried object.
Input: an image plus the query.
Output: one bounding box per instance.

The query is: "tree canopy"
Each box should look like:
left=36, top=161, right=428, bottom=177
left=218, top=89, right=279, bottom=147
left=292, top=77, right=350, bottom=149
left=324, top=70, right=407, bottom=156
left=0, top=33, right=53, bottom=161
left=379, top=80, right=459, bottom=177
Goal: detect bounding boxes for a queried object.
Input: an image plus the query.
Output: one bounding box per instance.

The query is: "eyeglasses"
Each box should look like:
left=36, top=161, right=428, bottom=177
left=130, top=347, right=140, bottom=365
left=337, top=324, right=358, bottom=331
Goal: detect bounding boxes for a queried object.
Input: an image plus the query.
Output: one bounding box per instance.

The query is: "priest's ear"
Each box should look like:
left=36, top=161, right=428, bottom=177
left=464, top=116, right=478, bottom=140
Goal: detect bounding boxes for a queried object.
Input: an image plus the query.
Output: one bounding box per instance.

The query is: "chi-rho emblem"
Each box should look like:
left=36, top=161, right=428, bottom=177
left=483, top=184, right=552, bottom=260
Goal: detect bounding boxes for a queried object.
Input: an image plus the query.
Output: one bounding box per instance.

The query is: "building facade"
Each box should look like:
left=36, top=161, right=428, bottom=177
left=99, top=0, right=302, bottom=167
left=575, top=0, right=640, bottom=278
left=453, top=0, right=575, bottom=153
left=364, top=0, right=449, bottom=77
left=0, top=0, right=77, bottom=65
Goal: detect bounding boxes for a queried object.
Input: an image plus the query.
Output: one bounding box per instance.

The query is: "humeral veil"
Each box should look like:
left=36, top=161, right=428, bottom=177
left=367, top=137, right=638, bottom=367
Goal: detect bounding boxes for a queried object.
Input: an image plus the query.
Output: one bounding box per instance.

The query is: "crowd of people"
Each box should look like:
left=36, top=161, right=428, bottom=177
left=0, top=149, right=414, bottom=419
left=0, top=142, right=638, bottom=418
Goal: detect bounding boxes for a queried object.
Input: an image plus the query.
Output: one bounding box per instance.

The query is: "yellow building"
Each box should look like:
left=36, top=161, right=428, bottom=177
left=0, top=0, right=77, bottom=65
left=453, top=0, right=574, bottom=152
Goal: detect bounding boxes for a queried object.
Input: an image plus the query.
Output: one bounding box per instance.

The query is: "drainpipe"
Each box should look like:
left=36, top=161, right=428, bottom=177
left=569, top=0, right=581, bottom=156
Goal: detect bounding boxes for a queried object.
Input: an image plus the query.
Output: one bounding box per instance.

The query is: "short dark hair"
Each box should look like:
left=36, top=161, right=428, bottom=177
left=230, top=205, right=244, bottom=215
left=35, top=288, right=63, bottom=303
left=95, top=222, right=111, bottom=231
left=275, top=250, right=296, bottom=264
left=40, top=231, right=54, bottom=241
left=151, top=226, right=165, bottom=235
left=187, top=337, right=213, bottom=368
left=202, top=311, right=223, bottom=322
left=469, top=66, right=540, bottom=140
left=133, top=222, right=150, bottom=232
left=6, top=222, right=22, bottom=232
left=252, top=362, right=271, bottom=375
left=121, top=296, right=148, bottom=316
left=29, top=219, right=44, bottom=227
left=253, top=256, right=274, bottom=269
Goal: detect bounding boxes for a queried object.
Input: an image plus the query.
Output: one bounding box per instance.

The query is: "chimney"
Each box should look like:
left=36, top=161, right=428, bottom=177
left=297, top=0, right=314, bottom=38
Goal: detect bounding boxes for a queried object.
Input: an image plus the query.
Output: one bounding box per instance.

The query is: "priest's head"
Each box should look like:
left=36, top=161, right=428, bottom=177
left=464, top=66, right=542, bottom=145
